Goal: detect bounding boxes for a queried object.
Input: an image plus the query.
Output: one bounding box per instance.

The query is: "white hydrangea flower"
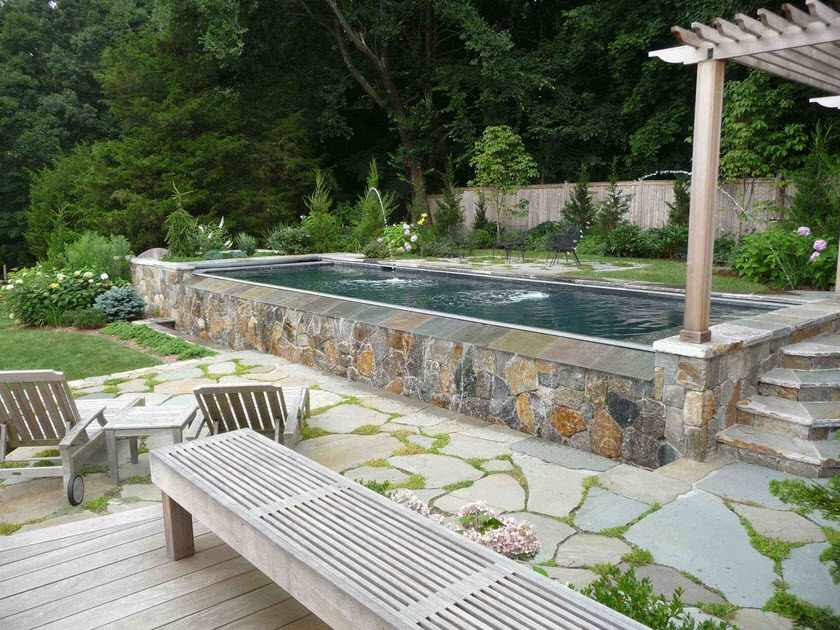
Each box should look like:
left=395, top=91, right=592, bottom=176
left=83, top=271, right=94, bottom=279
left=100, top=273, right=109, bottom=280
left=74, top=270, right=81, bottom=276
left=15, top=279, right=23, bottom=284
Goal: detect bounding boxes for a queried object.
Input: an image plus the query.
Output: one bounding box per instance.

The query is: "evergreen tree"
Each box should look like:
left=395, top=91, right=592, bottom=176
left=473, top=192, right=491, bottom=232
left=594, top=169, right=632, bottom=236
left=667, top=175, right=691, bottom=227
left=563, top=165, right=595, bottom=231
left=433, top=158, right=464, bottom=236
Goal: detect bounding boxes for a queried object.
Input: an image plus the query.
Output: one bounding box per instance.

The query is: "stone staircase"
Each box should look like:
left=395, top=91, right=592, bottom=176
left=717, top=333, right=840, bottom=478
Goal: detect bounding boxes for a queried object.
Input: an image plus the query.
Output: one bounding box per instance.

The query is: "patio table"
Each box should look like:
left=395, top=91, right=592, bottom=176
left=104, top=405, right=201, bottom=483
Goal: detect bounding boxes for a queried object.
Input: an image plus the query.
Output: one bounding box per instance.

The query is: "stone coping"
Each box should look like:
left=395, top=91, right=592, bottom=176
left=182, top=273, right=656, bottom=382
left=653, top=298, right=840, bottom=359
left=130, top=254, right=320, bottom=271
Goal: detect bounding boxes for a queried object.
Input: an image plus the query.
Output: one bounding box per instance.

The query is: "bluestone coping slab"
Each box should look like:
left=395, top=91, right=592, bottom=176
left=625, top=491, right=776, bottom=607
left=574, top=488, right=650, bottom=533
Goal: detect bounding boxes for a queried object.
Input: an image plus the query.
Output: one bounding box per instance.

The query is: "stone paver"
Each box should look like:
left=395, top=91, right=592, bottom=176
left=483, top=459, right=513, bottom=472
left=514, top=453, right=588, bottom=517
left=406, top=434, right=436, bottom=449
left=392, top=410, right=454, bottom=428
left=695, top=462, right=797, bottom=510
left=439, top=434, right=511, bottom=460
left=625, top=491, right=776, bottom=607
left=459, top=424, right=529, bottom=444
left=622, top=564, right=725, bottom=605
left=424, top=418, right=488, bottom=434
left=655, top=453, right=734, bottom=483
left=155, top=377, right=216, bottom=395
left=598, top=464, right=690, bottom=505
left=432, top=494, right=471, bottom=514
left=412, top=489, right=445, bottom=504
left=120, top=484, right=161, bottom=502
left=156, top=367, right=205, bottom=382
left=544, top=567, right=599, bottom=589
left=733, top=503, right=825, bottom=543
left=512, top=437, right=618, bottom=472
left=118, top=378, right=149, bottom=393
left=575, top=488, right=649, bottom=533
left=343, top=466, right=409, bottom=485
left=730, top=609, right=794, bottom=630
left=309, top=390, right=345, bottom=410
left=388, top=454, right=483, bottom=488
left=107, top=500, right=159, bottom=514
left=361, top=395, right=430, bottom=416
left=309, top=404, right=389, bottom=433
left=555, top=534, right=631, bottom=568
left=783, top=543, right=840, bottom=613
left=506, top=512, right=575, bottom=564
left=297, top=433, right=401, bottom=472
left=450, top=475, right=525, bottom=512
left=207, top=361, right=237, bottom=375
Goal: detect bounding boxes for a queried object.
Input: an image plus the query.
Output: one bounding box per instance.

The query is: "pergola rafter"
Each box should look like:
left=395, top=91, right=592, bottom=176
left=648, top=0, right=840, bottom=343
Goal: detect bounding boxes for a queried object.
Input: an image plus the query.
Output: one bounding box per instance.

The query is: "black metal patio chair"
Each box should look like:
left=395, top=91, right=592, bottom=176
left=448, top=226, right=477, bottom=258
left=546, top=226, right=583, bottom=267
left=494, top=229, right=528, bottom=263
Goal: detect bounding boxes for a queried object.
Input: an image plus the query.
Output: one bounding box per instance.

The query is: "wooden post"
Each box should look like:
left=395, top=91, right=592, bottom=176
left=162, top=492, right=195, bottom=560
left=681, top=60, right=725, bottom=343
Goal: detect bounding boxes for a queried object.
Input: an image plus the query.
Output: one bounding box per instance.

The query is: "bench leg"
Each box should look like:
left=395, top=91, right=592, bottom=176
left=162, top=492, right=195, bottom=560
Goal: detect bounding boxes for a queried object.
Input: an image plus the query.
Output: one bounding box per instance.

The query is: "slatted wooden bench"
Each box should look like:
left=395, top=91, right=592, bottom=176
left=150, top=429, right=643, bottom=630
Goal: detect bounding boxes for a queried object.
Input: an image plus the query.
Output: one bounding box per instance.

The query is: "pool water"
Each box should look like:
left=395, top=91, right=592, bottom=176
left=218, top=262, right=773, bottom=344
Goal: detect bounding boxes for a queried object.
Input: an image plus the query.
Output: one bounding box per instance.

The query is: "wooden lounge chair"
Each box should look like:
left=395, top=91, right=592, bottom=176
left=0, top=370, right=142, bottom=505
left=547, top=225, right=583, bottom=267
left=190, top=383, right=310, bottom=447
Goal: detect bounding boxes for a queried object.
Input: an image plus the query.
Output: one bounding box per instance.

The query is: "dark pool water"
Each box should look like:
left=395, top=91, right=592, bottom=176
left=218, top=263, right=773, bottom=344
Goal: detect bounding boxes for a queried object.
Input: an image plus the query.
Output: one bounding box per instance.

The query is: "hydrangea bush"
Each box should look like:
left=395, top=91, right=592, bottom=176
left=2, top=267, right=117, bottom=326
left=379, top=216, right=425, bottom=255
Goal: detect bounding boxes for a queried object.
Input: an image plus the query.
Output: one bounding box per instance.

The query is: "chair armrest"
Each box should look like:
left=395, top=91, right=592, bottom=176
left=185, top=411, right=208, bottom=441
left=59, top=407, right=106, bottom=448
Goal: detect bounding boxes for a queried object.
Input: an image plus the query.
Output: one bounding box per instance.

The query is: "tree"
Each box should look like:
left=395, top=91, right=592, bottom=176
left=433, top=158, right=464, bottom=237
left=469, top=126, right=538, bottom=237
left=563, top=165, right=596, bottom=231
left=594, top=168, right=632, bottom=237
left=667, top=175, right=691, bottom=227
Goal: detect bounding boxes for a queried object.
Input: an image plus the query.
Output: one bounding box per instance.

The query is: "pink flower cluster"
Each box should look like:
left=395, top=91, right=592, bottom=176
left=799, top=227, right=829, bottom=263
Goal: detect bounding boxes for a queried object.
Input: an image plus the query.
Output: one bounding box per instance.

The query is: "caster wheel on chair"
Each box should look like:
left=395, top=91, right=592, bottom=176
left=67, top=475, right=84, bottom=506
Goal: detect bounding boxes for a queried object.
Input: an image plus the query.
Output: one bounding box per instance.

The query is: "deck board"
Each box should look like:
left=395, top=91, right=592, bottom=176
left=0, top=506, right=329, bottom=630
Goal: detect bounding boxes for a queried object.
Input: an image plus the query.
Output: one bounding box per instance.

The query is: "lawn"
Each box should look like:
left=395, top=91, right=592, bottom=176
left=0, top=317, right=161, bottom=381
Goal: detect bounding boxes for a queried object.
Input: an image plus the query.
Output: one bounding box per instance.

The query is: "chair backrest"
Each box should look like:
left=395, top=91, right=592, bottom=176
left=193, top=384, right=288, bottom=437
left=0, top=370, right=80, bottom=444
left=550, top=226, right=583, bottom=250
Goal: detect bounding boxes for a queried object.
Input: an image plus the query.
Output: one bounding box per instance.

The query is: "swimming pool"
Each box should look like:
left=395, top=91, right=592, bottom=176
left=211, top=261, right=775, bottom=344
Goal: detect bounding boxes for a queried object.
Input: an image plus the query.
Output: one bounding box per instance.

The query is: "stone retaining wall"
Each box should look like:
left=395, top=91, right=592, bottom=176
left=131, top=259, right=669, bottom=468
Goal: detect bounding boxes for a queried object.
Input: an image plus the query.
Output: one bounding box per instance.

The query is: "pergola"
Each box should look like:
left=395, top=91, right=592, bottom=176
left=650, top=0, right=840, bottom=343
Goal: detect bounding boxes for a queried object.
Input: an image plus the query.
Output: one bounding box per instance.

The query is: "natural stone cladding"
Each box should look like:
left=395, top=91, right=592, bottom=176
left=133, top=259, right=667, bottom=467
left=654, top=300, right=840, bottom=464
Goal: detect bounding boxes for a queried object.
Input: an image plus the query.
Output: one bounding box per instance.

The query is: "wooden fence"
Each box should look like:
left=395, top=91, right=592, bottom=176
left=427, top=178, right=791, bottom=236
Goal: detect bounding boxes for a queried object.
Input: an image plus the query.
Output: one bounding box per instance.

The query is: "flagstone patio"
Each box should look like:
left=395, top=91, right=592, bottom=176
left=2, top=348, right=838, bottom=628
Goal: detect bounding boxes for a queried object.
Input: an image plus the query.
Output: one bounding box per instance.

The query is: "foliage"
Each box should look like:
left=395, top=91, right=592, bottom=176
left=421, top=238, right=458, bottom=258
left=58, top=233, right=133, bottom=283
left=525, top=221, right=566, bottom=249
left=433, top=158, right=464, bottom=237
left=576, top=234, right=607, bottom=256
left=786, top=125, right=840, bottom=237
left=469, top=125, right=538, bottom=235
left=473, top=192, right=491, bottom=232
left=714, top=235, right=737, bottom=266
left=647, top=225, right=689, bottom=260
left=381, top=222, right=422, bottom=255
left=264, top=225, right=310, bottom=255
left=362, top=240, right=389, bottom=259
left=579, top=566, right=730, bottom=629
left=0, top=315, right=159, bottom=379
left=770, top=476, right=840, bottom=583
left=563, top=165, right=596, bottom=232
left=164, top=207, right=198, bottom=258
left=350, top=160, right=394, bottom=250
left=102, top=322, right=215, bottom=360
left=667, top=175, right=691, bottom=227
left=593, top=171, right=632, bottom=237
left=3, top=268, right=116, bottom=326
left=455, top=502, right=539, bottom=560
left=192, top=218, right=231, bottom=255
left=732, top=227, right=837, bottom=290
left=93, top=286, right=146, bottom=322
left=720, top=72, right=808, bottom=181
left=234, top=232, right=258, bottom=257
left=764, top=590, right=840, bottom=630
left=301, top=170, right=342, bottom=253
left=604, top=224, right=649, bottom=258
left=60, top=308, right=108, bottom=329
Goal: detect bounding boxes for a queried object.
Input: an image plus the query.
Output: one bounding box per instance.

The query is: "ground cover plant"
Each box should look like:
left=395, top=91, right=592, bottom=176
left=102, top=322, right=216, bottom=360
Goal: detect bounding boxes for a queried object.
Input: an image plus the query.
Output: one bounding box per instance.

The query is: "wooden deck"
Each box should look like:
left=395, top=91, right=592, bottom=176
left=0, top=505, right=329, bottom=630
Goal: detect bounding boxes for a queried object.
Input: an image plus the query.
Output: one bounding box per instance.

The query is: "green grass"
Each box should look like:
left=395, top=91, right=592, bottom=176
left=620, top=547, right=653, bottom=567
left=0, top=521, right=22, bottom=535
left=351, top=424, right=382, bottom=435
left=697, top=602, right=738, bottom=620
left=300, top=423, right=331, bottom=440
left=84, top=496, right=110, bottom=513
left=0, top=317, right=161, bottom=380
left=443, top=480, right=474, bottom=493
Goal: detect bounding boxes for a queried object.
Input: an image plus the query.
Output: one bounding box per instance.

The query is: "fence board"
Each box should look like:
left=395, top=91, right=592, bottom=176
left=428, top=178, right=790, bottom=236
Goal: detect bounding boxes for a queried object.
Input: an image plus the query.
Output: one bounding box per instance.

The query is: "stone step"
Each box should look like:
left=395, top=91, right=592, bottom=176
left=781, top=334, right=840, bottom=369
left=717, top=425, right=840, bottom=478
left=735, top=396, right=840, bottom=440
left=758, top=368, right=840, bottom=401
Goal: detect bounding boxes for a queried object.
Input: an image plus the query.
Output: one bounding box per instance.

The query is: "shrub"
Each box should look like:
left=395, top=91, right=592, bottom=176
left=301, top=170, right=342, bottom=253
left=192, top=217, right=231, bottom=255
left=381, top=222, right=421, bottom=255
left=234, top=232, right=258, bottom=256
left=782, top=125, right=840, bottom=236
left=59, top=232, right=133, bottom=282
left=605, top=224, right=649, bottom=258
left=264, top=225, right=310, bottom=254
left=731, top=226, right=837, bottom=289
left=164, top=208, right=197, bottom=258
left=349, top=160, right=394, bottom=250
left=667, top=175, right=691, bottom=227
left=421, top=237, right=457, bottom=258
left=647, top=225, right=689, bottom=259
left=526, top=221, right=566, bottom=250
left=102, top=322, right=215, bottom=360
left=714, top=234, right=737, bottom=266
left=433, top=158, right=464, bottom=237
left=593, top=172, right=632, bottom=237
left=563, top=164, right=596, bottom=232
left=3, top=267, right=116, bottom=326
left=362, top=240, right=389, bottom=259
left=203, top=250, right=224, bottom=260
left=473, top=192, right=491, bottom=232
left=576, top=233, right=606, bottom=256
left=93, top=286, right=146, bottom=322
left=61, top=307, right=108, bottom=329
